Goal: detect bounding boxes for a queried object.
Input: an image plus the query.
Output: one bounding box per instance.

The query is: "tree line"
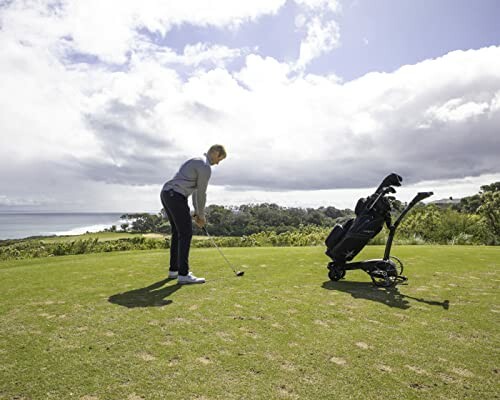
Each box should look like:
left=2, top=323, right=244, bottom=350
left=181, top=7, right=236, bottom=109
left=120, top=203, right=353, bottom=237
left=395, top=182, right=499, bottom=245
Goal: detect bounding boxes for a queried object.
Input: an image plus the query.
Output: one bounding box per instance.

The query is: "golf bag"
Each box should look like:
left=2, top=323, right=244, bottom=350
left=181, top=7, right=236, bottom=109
left=325, top=173, right=433, bottom=287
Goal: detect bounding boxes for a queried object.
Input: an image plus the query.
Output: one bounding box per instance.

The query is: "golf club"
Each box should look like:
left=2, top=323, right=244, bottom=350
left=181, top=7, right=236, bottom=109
left=202, top=227, right=244, bottom=277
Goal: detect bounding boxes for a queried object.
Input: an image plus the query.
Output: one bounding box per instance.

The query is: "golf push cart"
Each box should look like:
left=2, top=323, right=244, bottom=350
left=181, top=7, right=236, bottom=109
left=325, top=173, right=433, bottom=287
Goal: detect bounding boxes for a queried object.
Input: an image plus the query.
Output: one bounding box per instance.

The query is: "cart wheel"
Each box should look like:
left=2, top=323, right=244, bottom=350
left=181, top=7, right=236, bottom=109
left=371, top=262, right=398, bottom=287
left=389, top=255, right=404, bottom=276
left=328, top=267, right=346, bottom=281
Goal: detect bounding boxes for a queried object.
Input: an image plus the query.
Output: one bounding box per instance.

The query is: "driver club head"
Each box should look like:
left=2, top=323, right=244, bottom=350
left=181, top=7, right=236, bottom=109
left=236, top=271, right=245, bottom=277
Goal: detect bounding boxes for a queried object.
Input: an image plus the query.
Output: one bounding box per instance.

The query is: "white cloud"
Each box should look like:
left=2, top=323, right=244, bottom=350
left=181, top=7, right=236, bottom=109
left=236, top=54, right=291, bottom=89
left=183, top=43, right=241, bottom=66
left=0, top=195, right=51, bottom=207
left=0, top=35, right=102, bottom=161
left=426, top=98, right=489, bottom=123
left=1, top=0, right=287, bottom=63
left=294, top=0, right=340, bottom=13
left=296, top=17, right=340, bottom=69
left=148, top=43, right=243, bottom=69
left=293, top=0, right=341, bottom=69
left=209, top=173, right=500, bottom=210
left=295, top=13, right=307, bottom=28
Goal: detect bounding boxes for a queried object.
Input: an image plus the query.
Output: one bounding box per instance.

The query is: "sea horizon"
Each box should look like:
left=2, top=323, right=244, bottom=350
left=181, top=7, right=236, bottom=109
left=0, top=212, right=156, bottom=240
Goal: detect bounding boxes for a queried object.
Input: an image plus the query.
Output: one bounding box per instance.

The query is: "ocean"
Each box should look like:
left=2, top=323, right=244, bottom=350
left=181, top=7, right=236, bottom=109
left=0, top=213, right=127, bottom=240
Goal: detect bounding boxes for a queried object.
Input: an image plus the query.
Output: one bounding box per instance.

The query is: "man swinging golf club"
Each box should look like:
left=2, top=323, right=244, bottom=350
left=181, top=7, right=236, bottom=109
left=160, top=145, right=226, bottom=284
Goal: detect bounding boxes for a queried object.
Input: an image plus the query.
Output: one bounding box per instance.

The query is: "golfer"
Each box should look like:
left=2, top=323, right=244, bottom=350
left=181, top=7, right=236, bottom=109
left=160, top=145, right=226, bottom=284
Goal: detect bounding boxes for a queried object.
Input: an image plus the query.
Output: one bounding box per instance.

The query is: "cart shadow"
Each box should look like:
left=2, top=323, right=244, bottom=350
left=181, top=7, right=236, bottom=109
left=108, top=278, right=182, bottom=308
left=322, top=280, right=449, bottom=310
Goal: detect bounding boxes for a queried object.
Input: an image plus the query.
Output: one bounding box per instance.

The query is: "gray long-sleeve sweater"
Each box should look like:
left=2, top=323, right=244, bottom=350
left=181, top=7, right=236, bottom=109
left=162, top=156, right=212, bottom=218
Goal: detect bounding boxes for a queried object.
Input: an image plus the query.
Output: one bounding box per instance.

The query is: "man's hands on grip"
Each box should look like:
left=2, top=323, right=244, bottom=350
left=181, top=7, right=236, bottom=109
left=192, top=214, right=206, bottom=228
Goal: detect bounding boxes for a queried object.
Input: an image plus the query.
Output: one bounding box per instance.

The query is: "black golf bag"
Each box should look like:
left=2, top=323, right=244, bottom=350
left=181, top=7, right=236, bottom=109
left=325, top=173, right=433, bottom=287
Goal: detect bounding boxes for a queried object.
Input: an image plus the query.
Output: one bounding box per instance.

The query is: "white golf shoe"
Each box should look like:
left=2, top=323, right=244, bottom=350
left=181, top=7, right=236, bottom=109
left=168, top=271, right=178, bottom=279
left=178, top=272, right=205, bottom=285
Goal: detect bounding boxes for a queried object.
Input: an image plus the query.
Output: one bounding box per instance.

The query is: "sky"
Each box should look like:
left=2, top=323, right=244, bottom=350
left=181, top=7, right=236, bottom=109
left=1, top=0, right=499, bottom=213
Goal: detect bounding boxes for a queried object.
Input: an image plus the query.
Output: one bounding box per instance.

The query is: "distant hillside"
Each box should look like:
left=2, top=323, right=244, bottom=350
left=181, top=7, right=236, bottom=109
left=429, top=197, right=461, bottom=206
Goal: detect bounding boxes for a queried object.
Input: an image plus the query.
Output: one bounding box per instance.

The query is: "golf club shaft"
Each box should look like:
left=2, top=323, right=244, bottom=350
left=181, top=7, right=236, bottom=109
left=203, top=227, right=238, bottom=274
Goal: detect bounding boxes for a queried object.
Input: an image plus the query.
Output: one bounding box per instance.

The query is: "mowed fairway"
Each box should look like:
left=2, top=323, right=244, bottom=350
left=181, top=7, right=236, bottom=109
left=0, top=246, right=498, bottom=400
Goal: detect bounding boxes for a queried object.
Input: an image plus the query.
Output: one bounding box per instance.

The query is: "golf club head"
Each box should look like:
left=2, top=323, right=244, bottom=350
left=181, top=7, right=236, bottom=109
left=236, top=271, right=245, bottom=277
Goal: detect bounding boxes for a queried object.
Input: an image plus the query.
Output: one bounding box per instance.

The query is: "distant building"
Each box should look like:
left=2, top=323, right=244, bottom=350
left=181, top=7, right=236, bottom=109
left=429, top=197, right=461, bottom=207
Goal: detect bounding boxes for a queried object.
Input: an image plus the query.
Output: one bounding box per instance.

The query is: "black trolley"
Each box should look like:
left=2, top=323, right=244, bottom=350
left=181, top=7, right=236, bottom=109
left=325, top=173, right=433, bottom=287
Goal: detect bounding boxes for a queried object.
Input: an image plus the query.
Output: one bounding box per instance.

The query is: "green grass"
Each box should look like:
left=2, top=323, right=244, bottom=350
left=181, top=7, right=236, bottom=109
left=0, top=245, right=498, bottom=399
left=39, top=232, right=155, bottom=243
left=39, top=232, right=209, bottom=243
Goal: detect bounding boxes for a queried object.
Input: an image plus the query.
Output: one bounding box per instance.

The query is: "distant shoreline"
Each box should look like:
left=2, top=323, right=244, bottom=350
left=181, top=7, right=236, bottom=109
left=0, top=230, right=118, bottom=242
left=0, top=212, right=133, bottom=241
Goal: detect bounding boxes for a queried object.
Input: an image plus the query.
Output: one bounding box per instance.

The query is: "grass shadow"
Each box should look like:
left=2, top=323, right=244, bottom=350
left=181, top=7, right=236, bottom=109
left=322, top=280, right=449, bottom=310
left=108, top=278, right=182, bottom=308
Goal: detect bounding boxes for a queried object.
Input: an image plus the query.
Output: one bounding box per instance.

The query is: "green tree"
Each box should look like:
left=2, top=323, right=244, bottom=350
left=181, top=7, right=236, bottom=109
left=399, top=205, right=442, bottom=242
left=478, top=182, right=500, bottom=238
left=455, top=194, right=482, bottom=213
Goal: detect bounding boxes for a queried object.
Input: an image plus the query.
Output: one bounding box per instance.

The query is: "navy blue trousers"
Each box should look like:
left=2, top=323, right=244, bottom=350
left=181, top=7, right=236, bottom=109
left=160, top=189, right=192, bottom=276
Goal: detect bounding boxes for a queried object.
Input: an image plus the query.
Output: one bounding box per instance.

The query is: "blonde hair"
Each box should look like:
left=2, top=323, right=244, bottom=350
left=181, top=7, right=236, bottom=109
left=208, top=144, right=227, bottom=158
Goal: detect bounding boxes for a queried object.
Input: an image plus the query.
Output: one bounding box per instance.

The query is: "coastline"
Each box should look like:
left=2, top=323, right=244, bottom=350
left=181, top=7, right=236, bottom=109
left=0, top=212, right=130, bottom=241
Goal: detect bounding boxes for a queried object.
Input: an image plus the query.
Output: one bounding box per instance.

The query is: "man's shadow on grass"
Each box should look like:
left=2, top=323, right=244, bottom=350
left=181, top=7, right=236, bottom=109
left=108, top=278, right=182, bottom=308
left=322, top=281, right=449, bottom=310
